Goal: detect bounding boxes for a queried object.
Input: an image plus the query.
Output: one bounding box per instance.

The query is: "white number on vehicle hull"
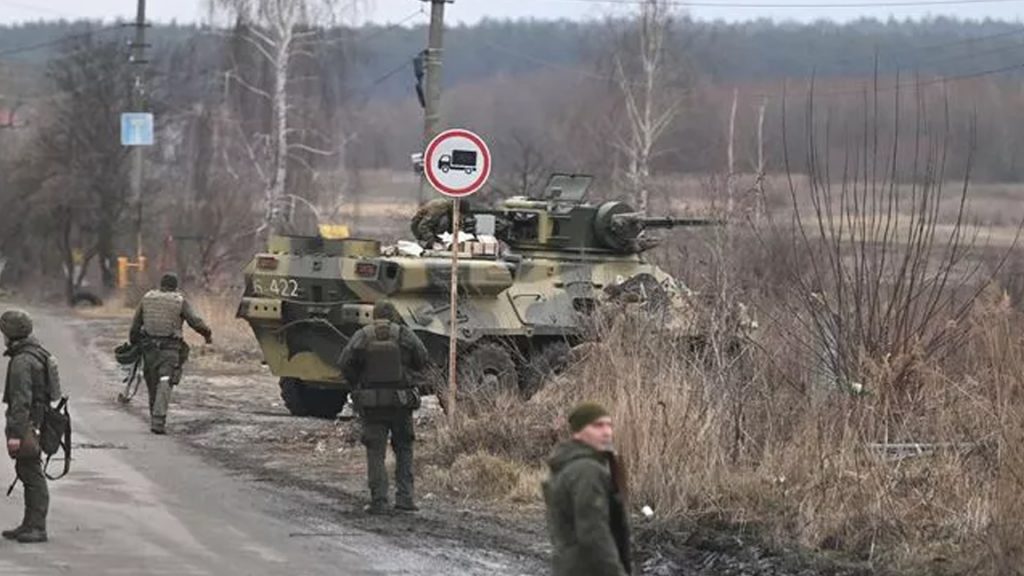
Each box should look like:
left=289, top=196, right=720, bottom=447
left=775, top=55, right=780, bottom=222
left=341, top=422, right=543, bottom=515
left=253, top=278, right=300, bottom=298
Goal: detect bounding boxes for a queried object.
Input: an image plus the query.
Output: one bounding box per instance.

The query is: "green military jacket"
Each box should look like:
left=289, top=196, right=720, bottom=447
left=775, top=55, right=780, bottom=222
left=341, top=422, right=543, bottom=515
left=3, top=337, right=48, bottom=441
left=544, top=440, right=632, bottom=576
left=410, top=198, right=453, bottom=243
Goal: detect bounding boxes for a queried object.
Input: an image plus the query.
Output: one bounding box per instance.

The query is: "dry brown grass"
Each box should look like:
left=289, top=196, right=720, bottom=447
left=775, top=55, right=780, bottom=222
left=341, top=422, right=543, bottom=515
left=73, top=290, right=261, bottom=366
left=184, top=292, right=257, bottom=354
left=423, top=452, right=545, bottom=504
left=434, top=289, right=1024, bottom=572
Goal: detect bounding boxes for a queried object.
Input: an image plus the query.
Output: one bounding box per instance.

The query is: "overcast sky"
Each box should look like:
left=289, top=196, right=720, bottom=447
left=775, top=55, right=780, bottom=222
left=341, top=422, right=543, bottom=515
left=0, top=0, right=1021, bottom=25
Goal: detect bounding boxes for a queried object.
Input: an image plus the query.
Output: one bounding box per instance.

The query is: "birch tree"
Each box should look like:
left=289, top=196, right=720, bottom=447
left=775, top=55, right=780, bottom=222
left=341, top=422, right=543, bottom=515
left=208, top=0, right=363, bottom=233
left=612, top=0, right=683, bottom=214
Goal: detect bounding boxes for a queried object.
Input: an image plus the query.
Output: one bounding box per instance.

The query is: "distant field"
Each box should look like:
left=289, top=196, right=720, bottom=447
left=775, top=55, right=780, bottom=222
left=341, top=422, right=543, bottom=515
left=340, top=171, right=1023, bottom=244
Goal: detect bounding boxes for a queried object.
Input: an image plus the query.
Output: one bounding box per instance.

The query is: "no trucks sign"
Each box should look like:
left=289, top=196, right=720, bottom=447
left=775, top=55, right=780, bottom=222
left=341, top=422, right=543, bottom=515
left=424, top=129, right=492, bottom=198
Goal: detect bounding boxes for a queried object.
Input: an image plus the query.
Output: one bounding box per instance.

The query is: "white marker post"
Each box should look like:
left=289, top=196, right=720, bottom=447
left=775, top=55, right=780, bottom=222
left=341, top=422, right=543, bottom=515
left=423, top=129, right=492, bottom=419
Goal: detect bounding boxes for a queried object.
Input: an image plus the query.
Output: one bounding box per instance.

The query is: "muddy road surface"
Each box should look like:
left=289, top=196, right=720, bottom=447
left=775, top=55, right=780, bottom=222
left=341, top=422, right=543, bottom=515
left=0, top=308, right=542, bottom=576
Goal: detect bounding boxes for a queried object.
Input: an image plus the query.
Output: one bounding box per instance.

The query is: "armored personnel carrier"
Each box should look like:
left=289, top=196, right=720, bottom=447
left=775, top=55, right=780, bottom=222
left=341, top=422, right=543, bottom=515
left=237, top=174, right=719, bottom=417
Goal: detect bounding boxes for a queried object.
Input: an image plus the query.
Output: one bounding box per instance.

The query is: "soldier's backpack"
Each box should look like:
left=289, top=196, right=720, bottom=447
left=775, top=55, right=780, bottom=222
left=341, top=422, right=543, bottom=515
left=21, top=346, right=71, bottom=481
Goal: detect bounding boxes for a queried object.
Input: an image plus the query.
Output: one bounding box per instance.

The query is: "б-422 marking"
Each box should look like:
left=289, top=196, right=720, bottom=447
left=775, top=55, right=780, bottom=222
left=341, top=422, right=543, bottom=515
left=253, top=278, right=300, bottom=298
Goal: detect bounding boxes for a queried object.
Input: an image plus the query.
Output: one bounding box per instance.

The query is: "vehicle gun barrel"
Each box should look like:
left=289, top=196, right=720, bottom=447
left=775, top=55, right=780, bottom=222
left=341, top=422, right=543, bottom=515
left=632, top=216, right=726, bottom=228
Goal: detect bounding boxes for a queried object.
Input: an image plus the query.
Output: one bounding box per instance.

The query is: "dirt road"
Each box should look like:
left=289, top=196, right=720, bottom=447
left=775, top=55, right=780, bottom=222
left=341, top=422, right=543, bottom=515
left=0, top=308, right=542, bottom=575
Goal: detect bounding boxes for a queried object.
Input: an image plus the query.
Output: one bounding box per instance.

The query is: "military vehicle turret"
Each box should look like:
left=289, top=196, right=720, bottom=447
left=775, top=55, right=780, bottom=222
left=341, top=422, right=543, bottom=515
left=237, top=174, right=720, bottom=417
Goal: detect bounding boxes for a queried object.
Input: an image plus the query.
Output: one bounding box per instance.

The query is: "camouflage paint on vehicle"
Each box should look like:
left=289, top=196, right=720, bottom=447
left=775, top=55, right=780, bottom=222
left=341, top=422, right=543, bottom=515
left=238, top=174, right=717, bottom=415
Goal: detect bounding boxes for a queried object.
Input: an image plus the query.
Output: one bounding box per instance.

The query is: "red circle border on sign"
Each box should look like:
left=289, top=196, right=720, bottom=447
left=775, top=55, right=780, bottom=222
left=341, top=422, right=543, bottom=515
left=424, top=129, right=491, bottom=197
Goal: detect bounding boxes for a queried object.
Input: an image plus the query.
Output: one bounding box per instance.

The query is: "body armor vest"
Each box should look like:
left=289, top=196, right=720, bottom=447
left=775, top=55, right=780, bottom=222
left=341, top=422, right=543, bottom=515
left=141, top=290, right=185, bottom=338
left=361, top=322, right=405, bottom=388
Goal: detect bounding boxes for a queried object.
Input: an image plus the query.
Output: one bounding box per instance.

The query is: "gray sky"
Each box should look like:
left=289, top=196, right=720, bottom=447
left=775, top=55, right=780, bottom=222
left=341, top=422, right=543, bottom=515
left=0, top=0, right=1020, bottom=25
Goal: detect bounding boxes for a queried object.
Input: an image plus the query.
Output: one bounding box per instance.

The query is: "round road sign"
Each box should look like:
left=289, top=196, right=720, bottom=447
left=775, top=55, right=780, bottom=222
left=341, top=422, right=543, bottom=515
left=424, top=129, right=491, bottom=198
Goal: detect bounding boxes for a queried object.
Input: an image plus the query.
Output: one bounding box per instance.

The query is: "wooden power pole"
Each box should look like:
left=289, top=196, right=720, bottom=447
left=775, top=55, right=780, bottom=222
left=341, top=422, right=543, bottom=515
left=418, top=0, right=450, bottom=203
left=130, top=0, right=149, bottom=260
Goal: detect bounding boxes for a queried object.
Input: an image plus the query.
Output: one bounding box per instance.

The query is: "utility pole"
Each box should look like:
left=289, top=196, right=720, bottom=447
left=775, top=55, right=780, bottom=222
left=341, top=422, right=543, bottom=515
left=130, top=0, right=148, bottom=261
left=417, top=0, right=450, bottom=203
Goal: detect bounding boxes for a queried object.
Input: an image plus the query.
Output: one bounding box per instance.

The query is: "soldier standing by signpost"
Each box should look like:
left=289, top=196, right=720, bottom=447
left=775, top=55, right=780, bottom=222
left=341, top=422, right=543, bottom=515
left=422, top=129, right=492, bottom=418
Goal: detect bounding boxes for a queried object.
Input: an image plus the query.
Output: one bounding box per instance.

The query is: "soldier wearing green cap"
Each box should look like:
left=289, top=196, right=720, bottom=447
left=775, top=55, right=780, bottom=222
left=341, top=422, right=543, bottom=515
left=338, top=300, right=429, bottom=515
left=130, top=273, right=212, bottom=434
left=543, top=402, right=632, bottom=576
left=1, top=310, right=52, bottom=544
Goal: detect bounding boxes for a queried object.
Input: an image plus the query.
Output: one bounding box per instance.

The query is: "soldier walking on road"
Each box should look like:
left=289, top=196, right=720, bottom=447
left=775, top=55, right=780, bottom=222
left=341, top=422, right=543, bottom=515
left=130, top=273, right=212, bottom=435
left=2, top=310, right=53, bottom=544
left=544, top=403, right=632, bottom=576
left=338, top=300, right=429, bottom=515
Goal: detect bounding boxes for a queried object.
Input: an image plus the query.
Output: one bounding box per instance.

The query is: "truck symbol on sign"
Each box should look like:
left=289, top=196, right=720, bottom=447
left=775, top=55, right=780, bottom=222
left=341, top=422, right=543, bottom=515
left=438, top=150, right=478, bottom=174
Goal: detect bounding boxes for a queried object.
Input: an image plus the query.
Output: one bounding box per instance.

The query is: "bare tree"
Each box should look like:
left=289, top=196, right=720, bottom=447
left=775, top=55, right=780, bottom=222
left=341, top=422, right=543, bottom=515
left=611, top=0, right=684, bottom=214
left=208, top=0, right=363, bottom=234
left=22, top=36, right=135, bottom=300
left=776, top=83, right=1021, bottom=423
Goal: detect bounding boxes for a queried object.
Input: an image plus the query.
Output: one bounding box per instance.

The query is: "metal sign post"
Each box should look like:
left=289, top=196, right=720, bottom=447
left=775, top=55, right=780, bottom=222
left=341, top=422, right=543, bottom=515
left=423, top=129, right=492, bottom=419
left=447, top=198, right=461, bottom=417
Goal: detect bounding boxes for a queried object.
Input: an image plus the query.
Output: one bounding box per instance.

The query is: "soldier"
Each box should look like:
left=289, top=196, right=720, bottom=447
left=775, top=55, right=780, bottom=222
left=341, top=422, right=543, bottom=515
left=544, top=402, right=632, bottom=576
left=410, top=198, right=477, bottom=247
left=130, top=273, right=212, bottom=434
left=338, top=300, right=429, bottom=515
left=410, top=198, right=454, bottom=246
left=2, top=310, right=51, bottom=544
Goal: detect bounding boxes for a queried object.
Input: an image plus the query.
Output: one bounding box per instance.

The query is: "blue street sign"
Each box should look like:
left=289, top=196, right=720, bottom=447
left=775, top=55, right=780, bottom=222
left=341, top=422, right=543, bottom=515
left=121, top=113, right=154, bottom=146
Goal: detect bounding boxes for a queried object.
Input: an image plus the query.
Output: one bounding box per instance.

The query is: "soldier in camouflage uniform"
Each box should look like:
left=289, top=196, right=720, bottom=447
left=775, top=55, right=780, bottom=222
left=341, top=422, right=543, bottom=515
left=410, top=198, right=454, bottom=246
left=2, top=310, right=51, bottom=544
left=338, top=300, right=429, bottom=514
left=130, top=273, right=212, bottom=434
left=410, top=198, right=479, bottom=247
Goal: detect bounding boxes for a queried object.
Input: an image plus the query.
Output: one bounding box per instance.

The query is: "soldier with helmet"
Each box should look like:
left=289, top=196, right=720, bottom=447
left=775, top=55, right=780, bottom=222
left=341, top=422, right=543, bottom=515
left=338, top=300, right=429, bottom=515
left=2, top=310, right=53, bottom=544
left=130, top=273, right=212, bottom=434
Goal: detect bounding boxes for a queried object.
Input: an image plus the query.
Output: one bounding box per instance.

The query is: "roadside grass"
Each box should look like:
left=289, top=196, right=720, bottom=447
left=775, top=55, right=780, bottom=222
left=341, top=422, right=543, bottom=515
left=433, top=290, right=1024, bottom=572
left=72, top=290, right=261, bottom=368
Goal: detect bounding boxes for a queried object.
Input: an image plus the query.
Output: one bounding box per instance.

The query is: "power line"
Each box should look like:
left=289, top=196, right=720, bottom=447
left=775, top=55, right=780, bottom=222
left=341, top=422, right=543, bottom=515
left=482, top=39, right=620, bottom=83
left=544, top=0, right=1024, bottom=8
left=892, top=26, right=1024, bottom=56
left=752, top=60, right=1024, bottom=100
left=0, top=24, right=124, bottom=59
left=480, top=30, right=1024, bottom=102
left=0, top=0, right=87, bottom=19
left=904, top=37, right=1024, bottom=67
left=349, top=57, right=417, bottom=101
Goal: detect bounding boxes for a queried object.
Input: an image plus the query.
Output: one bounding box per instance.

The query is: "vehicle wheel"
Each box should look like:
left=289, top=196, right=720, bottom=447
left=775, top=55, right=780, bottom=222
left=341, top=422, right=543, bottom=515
left=457, top=343, right=519, bottom=411
left=279, top=378, right=347, bottom=419
left=440, top=165, right=450, bottom=173
left=518, top=341, right=572, bottom=399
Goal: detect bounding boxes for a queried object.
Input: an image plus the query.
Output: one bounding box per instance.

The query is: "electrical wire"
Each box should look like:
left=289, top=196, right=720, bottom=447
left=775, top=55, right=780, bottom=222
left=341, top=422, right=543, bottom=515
left=348, top=57, right=417, bottom=101
left=0, top=23, right=124, bottom=59
left=749, top=59, right=1024, bottom=100
left=0, top=0, right=87, bottom=19
left=480, top=30, right=1024, bottom=103
left=543, top=0, right=1024, bottom=8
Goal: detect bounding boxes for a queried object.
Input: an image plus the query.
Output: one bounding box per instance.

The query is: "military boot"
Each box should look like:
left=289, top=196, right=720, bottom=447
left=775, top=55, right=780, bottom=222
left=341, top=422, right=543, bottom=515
left=15, top=528, right=47, bottom=544
left=151, top=416, right=166, bottom=435
left=394, top=501, right=419, bottom=513
left=2, top=525, right=26, bottom=540
left=363, top=501, right=390, bottom=516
